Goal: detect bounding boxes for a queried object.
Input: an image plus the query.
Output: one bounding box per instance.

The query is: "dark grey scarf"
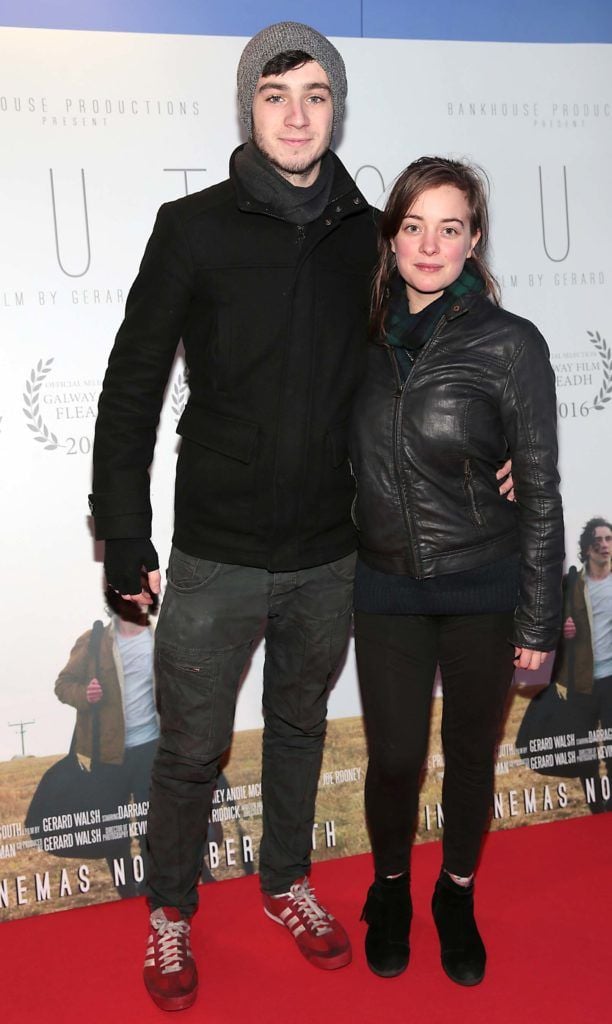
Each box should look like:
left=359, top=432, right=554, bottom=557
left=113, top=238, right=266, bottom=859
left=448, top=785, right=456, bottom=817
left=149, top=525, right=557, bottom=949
left=234, top=141, right=334, bottom=225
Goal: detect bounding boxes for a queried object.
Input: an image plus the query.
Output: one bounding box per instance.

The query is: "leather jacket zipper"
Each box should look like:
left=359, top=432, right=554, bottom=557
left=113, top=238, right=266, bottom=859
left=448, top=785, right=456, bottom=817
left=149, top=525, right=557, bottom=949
left=389, top=312, right=449, bottom=578
left=386, top=346, right=422, bottom=577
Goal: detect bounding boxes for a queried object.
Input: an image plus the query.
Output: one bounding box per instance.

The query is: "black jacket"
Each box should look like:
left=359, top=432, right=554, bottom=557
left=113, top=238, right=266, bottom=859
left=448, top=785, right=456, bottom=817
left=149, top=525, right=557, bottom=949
left=90, top=149, right=379, bottom=571
left=349, top=293, right=564, bottom=650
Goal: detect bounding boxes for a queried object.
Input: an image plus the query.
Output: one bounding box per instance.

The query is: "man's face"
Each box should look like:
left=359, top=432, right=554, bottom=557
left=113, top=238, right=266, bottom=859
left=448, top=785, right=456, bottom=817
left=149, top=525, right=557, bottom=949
left=251, top=60, right=333, bottom=187
left=588, top=526, right=612, bottom=566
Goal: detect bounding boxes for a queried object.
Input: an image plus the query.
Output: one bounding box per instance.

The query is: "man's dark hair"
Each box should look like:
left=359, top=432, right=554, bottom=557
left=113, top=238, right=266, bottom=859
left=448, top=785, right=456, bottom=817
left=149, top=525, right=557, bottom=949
left=261, top=50, right=313, bottom=77
left=578, top=517, right=612, bottom=562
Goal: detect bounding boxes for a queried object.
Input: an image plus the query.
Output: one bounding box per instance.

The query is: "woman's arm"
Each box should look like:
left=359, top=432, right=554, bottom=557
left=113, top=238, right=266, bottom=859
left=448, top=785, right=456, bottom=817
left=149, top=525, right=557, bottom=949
left=499, top=323, right=564, bottom=652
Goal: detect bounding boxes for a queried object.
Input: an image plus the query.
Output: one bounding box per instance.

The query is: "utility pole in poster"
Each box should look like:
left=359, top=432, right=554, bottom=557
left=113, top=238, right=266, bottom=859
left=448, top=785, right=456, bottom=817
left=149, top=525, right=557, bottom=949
left=8, top=720, right=35, bottom=757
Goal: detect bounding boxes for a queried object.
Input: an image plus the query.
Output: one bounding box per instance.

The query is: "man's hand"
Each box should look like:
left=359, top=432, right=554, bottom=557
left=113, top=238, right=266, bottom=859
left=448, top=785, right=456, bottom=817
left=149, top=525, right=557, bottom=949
left=86, top=678, right=103, bottom=704
left=104, top=538, right=161, bottom=603
left=563, top=616, right=577, bottom=639
left=513, top=647, right=550, bottom=671
left=496, top=458, right=515, bottom=502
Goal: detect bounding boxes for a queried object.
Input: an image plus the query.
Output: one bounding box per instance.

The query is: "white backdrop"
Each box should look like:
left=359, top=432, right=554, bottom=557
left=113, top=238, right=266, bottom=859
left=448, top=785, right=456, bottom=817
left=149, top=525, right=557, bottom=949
left=1, top=28, right=611, bottom=760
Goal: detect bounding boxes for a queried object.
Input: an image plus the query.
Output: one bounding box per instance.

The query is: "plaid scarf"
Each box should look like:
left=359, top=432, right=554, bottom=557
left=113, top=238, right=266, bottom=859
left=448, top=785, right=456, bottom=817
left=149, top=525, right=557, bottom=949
left=384, top=262, right=485, bottom=354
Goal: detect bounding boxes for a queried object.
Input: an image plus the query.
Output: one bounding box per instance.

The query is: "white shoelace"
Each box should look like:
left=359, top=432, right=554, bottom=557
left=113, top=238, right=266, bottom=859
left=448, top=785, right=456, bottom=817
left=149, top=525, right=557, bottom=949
left=288, top=882, right=333, bottom=936
left=150, top=911, right=191, bottom=975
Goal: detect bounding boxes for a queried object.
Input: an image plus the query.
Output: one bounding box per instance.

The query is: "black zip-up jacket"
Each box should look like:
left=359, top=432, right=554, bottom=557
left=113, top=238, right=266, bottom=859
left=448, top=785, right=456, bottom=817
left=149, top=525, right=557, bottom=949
left=90, top=149, right=378, bottom=571
left=349, top=293, right=564, bottom=651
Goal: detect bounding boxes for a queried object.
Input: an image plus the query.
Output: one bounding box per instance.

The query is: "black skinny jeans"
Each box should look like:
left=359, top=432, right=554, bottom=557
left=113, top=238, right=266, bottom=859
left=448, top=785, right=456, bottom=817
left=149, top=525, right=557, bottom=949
left=354, top=610, right=516, bottom=878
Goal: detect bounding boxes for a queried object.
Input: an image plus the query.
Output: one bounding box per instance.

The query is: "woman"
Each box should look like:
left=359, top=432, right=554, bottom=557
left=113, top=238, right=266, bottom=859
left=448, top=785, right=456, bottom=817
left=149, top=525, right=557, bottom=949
left=350, top=157, right=563, bottom=984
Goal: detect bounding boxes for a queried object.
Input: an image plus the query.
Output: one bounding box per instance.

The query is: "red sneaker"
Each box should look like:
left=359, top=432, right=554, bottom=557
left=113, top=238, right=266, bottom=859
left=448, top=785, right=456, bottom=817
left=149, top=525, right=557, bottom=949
left=263, top=877, right=351, bottom=970
left=143, top=907, right=198, bottom=1011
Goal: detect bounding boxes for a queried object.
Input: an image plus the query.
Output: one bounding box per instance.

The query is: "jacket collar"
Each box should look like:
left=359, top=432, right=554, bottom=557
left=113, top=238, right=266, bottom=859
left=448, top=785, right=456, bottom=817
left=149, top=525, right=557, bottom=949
left=229, top=145, right=368, bottom=223
left=444, top=291, right=487, bottom=321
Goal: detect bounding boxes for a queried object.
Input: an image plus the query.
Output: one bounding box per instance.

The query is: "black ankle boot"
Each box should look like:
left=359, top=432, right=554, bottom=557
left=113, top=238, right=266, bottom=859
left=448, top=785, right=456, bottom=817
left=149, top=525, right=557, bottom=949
left=431, top=871, right=486, bottom=986
left=360, top=874, right=412, bottom=978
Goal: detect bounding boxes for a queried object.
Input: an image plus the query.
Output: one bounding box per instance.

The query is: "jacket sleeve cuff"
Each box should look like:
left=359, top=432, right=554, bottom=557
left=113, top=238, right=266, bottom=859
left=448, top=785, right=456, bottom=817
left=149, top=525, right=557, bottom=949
left=88, top=491, right=152, bottom=540
left=510, top=621, right=561, bottom=653
left=91, top=512, right=152, bottom=541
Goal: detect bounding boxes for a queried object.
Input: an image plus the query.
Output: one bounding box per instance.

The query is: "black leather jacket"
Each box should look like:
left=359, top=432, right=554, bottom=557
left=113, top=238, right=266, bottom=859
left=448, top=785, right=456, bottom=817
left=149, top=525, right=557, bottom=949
left=349, top=293, right=564, bottom=651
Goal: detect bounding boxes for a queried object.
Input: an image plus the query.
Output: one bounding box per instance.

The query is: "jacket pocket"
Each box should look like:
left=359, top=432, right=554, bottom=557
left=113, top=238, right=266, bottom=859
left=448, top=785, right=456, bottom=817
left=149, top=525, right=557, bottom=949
left=327, top=418, right=349, bottom=467
left=350, top=493, right=360, bottom=530
left=167, top=546, right=223, bottom=592
left=177, top=404, right=258, bottom=464
left=463, top=458, right=485, bottom=528
left=307, top=418, right=354, bottom=534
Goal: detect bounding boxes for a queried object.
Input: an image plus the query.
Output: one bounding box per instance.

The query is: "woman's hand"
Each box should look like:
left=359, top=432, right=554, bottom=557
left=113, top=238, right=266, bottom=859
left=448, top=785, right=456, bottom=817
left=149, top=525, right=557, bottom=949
left=513, top=648, right=549, bottom=671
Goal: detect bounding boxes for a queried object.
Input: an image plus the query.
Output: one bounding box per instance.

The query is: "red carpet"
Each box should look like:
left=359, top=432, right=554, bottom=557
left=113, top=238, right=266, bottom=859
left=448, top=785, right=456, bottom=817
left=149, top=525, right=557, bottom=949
left=2, top=814, right=610, bottom=1024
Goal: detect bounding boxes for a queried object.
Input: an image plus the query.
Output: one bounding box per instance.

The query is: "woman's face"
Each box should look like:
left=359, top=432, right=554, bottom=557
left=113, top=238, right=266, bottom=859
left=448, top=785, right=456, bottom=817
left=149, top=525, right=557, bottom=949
left=391, top=184, right=481, bottom=313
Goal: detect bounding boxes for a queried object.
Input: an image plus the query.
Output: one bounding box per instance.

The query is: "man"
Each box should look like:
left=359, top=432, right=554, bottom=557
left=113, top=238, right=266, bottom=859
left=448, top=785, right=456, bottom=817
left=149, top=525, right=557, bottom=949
left=90, top=22, right=378, bottom=1011
left=55, top=581, right=159, bottom=897
left=552, top=517, right=612, bottom=812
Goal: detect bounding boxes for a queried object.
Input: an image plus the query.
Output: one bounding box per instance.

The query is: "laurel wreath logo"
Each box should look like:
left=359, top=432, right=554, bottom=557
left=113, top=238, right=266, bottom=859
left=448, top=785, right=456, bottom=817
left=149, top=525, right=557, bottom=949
left=171, top=370, right=189, bottom=422
left=23, top=357, right=63, bottom=450
left=24, top=359, right=189, bottom=450
left=587, top=331, right=612, bottom=411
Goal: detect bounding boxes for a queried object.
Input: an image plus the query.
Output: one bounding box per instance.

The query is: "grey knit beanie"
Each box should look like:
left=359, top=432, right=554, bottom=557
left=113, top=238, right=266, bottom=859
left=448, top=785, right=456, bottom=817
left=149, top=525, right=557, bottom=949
left=237, top=22, right=347, bottom=136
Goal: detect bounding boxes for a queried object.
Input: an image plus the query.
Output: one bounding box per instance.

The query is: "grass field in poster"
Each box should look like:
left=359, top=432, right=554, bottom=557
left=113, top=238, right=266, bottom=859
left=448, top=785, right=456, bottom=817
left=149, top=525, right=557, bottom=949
left=2, top=688, right=605, bottom=921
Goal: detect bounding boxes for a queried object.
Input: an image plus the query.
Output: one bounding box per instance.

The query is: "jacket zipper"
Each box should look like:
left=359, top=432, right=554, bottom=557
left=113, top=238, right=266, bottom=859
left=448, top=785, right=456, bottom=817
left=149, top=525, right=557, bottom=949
left=268, top=198, right=361, bottom=547
left=386, top=346, right=422, bottom=578
left=389, top=313, right=449, bottom=578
